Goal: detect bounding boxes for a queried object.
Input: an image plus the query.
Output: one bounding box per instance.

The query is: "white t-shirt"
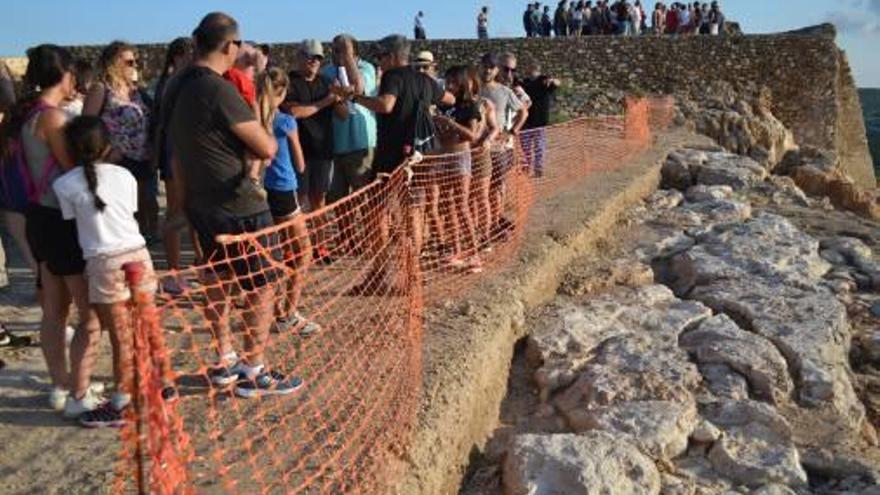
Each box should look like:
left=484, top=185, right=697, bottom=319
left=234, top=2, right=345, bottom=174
left=53, top=163, right=145, bottom=259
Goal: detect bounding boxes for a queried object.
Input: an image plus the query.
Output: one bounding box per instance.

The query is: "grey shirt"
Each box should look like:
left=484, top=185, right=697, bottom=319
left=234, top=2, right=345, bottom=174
left=480, top=83, right=523, bottom=132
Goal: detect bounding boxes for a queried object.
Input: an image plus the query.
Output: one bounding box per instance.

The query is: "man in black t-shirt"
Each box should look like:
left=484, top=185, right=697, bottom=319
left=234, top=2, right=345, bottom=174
left=354, top=36, right=452, bottom=174
left=520, top=63, right=559, bottom=177
left=282, top=39, right=346, bottom=263
left=352, top=34, right=454, bottom=290
left=166, top=12, right=302, bottom=398
left=282, top=39, right=345, bottom=219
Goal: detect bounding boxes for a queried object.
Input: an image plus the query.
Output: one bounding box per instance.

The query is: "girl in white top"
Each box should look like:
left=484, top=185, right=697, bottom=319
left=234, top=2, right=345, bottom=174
left=53, top=115, right=174, bottom=428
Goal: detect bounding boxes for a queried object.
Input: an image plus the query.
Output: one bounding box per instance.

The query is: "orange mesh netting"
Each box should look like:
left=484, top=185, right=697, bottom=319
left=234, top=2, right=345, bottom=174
left=112, top=96, right=673, bottom=494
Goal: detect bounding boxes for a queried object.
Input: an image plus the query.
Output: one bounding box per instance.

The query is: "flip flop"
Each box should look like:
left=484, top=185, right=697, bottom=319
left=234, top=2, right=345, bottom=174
left=0, top=329, right=32, bottom=348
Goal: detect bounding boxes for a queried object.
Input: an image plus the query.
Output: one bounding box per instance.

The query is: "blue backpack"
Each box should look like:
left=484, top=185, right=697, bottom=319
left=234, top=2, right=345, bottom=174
left=0, top=102, right=59, bottom=213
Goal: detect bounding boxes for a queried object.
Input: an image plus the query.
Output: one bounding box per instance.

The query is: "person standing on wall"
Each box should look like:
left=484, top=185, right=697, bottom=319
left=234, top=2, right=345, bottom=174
left=414, top=11, right=427, bottom=40
left=709, top=1, right=724, bottom=35
left=554, top=1, right=569, bottom=37
left=165, top=12, right=303, bottom=398
left=523, top=3, right=536, bottom=37
left=541, top=6, right=553, bottom=36
left=477, top=7, right=490, bottom=40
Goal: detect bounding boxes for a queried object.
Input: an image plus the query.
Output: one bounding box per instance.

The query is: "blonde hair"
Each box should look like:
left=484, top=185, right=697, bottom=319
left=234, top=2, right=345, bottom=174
left=98, top=41, right=137, bottom=90
left=255, top=67, right=289, bottom=133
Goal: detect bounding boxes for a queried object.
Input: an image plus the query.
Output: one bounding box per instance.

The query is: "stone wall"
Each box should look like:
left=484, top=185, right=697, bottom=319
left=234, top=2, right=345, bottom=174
left=3, top=24, right=875, bottom=186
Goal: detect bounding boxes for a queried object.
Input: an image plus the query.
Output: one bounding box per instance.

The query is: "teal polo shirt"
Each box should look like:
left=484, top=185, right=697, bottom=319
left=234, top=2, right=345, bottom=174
left=321, top=59, right=378, bottom=154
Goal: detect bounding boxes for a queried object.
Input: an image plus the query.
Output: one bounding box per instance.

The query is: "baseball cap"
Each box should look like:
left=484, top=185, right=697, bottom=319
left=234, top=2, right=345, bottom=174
left=301, top=39, right=324, bottom=58
left=480, top=52, right=500, bottom=67
left=414, top=51, right=435, bottom=66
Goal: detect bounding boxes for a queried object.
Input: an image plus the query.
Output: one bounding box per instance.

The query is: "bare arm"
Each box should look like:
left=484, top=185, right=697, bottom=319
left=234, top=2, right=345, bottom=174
left=282, top=93, right=338, bottom=119
left=354, top=93, right=397, bottom=115
left=333, top=100, right=349, bottom=120
left=82, top=82, right=106, bottom=116
left=438, top=90, right=455, bottom=107
left=40, top=109, right=74, bottom=169
left=511, top=106, right=529, bottom=135
left=338, top=40, right=364, bottom=95
left=480, top=100, right=500, bottom=146
left=231, top=120, right=278, bottom=160
left=435, top=115, right=480, bottom=143
left=287, top=128, right=306, bottom=174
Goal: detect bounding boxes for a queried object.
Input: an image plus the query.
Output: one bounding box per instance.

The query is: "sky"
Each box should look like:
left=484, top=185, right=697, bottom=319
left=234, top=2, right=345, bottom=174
left=3, top=0, right=880, bottom=87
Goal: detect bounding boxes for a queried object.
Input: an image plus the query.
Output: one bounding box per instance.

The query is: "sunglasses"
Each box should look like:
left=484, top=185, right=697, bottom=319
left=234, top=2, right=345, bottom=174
left=123, top=59, right=139, bottom=68
left=306, top=55, right=323, bottom=63
left=228, top=39, right=244, bottom=48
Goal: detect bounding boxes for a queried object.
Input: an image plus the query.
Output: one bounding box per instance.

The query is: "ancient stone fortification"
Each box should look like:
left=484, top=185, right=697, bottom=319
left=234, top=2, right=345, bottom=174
left=36, top=23, right=872, bottom=187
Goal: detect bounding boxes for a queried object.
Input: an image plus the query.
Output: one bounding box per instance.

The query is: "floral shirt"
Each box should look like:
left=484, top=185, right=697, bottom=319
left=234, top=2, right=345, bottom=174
left=101, top=87, right=151, bottom=162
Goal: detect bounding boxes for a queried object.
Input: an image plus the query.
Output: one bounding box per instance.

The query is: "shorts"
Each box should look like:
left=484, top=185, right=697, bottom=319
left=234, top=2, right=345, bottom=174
left=329, top=149, right=374, bottom=203
left=446, top=151, right=473, bottom=176
left=25, top=204, right=86, bottom=277
left=472, top=148, right=492, bottom=179
left=120, top=157, right=155, bottom=182
left=296, top=159, right=333, bottom=196
left=266, top=189, right=301, bottom=219
left=185, top=207, right=280, bottom=291
left=86, top=247, right=157, bottom=304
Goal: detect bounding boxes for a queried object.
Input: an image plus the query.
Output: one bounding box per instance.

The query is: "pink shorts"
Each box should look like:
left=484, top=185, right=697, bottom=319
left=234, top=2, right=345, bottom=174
left=85, top=247, right=157, bottom=304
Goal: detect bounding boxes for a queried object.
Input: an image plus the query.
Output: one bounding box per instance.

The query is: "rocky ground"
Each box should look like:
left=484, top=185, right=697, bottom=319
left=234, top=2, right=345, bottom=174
left=461, top=145, right=880, bottom=495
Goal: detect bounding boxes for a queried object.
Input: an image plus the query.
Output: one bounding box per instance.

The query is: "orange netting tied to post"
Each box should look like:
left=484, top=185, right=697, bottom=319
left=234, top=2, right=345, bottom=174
left=112, top=96, right=674, bottom=494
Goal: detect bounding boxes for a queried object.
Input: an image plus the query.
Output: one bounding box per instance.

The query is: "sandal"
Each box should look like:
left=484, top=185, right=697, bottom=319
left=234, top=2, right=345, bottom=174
left=0, top=326, right=32, bottom=348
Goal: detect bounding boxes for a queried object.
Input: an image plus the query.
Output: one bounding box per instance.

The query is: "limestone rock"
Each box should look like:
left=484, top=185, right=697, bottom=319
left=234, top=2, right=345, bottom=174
left=568, top=400, right=698, bottom=460
left=649, top=189, right=686, bottom=210
left=682, top=199, right=753, bottom=224
left=694, top=153, right=768, bottom=190
left=702, top=400, right=807, bottom=488
left=673, top=212, right=830, bottom=292
left=503, top=432, right=661, bottom=495
left=637, top=230, right=696, bottom=261
left=691, top=281, right=864, bottom=427
left=680, top=314, right=793, bottom=404
left=698, top=364, right=751, bottom=401
left=751, top=484, right=798, bottom=495
left=686, top=185, right=735, bottom=202
left=530, top=286, right=709, bottom=404
left=549, top=288, right=709, bottom=417
left=662, top=149, right=705, bottom=190
left=691, top=419, right=722, bottom=443
left=777, top=145, right=838, bottom=176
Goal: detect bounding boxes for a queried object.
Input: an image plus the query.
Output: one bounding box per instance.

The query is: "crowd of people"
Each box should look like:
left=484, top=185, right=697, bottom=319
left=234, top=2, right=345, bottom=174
left=410, top=1, right=726, bottom=40
left=526, top=0, right=726, bottom=37
left=0, top=12, right=561, bottom=428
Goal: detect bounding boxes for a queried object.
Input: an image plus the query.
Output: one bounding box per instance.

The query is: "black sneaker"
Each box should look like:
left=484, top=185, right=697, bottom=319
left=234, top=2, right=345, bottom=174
left=161, top=386, right=179, bottom=403
left=79, top=401, right=127, bottom=428
left=235, top=370, right=304, bottom=398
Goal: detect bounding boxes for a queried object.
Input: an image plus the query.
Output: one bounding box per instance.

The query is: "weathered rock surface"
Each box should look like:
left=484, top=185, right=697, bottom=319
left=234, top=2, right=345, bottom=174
left=529, top=285, right=709, bottom=404
left=662, top=149, right=769, bottom=192
left=545, top=286, right=709, bottom=418
left=702, top=400, right=808, bottom=488
left=568, top=400, right=698, bottom=460
left=503, top=432, right=661, bottom=495
left=672, top=213, right=830, bottom=292
left=680, top=314, right=793, bottom=404
left=686, top=185, right=735, bottom=203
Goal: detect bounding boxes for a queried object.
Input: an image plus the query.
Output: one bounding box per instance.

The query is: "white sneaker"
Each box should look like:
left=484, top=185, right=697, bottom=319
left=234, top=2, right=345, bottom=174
left=49, top=387, right=67, bottom=411
left=65, top=325, right=76, bottom=346
left=63, top=388, right=102, bottom=419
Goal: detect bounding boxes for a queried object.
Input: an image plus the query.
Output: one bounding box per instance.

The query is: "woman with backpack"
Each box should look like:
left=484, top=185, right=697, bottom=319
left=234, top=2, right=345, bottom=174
left=0, top=44, right=102, bottom=417
left=82, top=41, right=156, bottom=243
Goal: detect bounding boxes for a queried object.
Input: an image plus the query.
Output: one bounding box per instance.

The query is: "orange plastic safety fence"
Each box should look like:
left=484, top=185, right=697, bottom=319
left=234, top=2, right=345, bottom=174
left=113, top=96, right=673, bottom=494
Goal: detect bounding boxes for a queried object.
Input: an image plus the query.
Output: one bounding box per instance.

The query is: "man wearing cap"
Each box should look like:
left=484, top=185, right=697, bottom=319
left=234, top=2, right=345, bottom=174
left=351, top=34, right=454, bottom=290
left=283, top=39, right=347, bottom=261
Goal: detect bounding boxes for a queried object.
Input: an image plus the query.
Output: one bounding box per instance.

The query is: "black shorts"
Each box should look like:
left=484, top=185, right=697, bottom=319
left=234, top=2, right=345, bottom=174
left=25, top=204, right=86, bottom=277
left=266, top=189, right=300, bottom=219
left=185, top=207, right=280, bottom=291
left=295, top=159, right=333, bottom=196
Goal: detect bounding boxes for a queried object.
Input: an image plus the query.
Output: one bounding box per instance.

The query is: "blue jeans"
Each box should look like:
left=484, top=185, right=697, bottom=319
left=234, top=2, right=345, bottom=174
left=521, top=129, right=547, bottom=178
